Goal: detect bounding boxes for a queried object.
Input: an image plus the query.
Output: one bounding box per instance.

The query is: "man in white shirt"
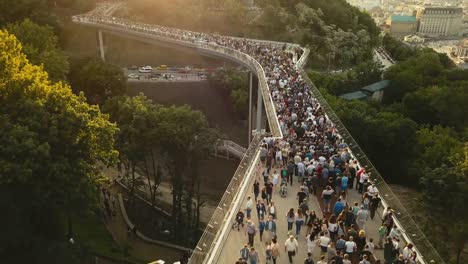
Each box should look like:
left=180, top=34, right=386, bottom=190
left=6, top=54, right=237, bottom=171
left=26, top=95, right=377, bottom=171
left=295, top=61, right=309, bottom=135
left=403, top=243, right=414, bottom=260
left=367, top=183, right=379, bottom=198
left=344, top=236, right=357, bottom=256
left=357, top=206, right=369, bottom=230
left=284, top=235, right=298, bottom=264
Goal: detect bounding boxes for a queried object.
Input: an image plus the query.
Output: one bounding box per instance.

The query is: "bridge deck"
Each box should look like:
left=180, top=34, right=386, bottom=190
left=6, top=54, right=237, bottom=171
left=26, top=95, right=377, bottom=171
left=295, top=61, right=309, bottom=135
left=218, top=162, right=385, bottom=263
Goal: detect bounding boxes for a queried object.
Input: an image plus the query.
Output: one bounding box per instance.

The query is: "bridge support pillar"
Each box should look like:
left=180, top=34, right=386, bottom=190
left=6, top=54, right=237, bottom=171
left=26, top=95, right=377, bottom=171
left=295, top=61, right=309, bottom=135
left=256, top=78, right=262, bottom=134
left=248, top=71, right=253, bottom=143
left=97, top=30, right=106, bottom=61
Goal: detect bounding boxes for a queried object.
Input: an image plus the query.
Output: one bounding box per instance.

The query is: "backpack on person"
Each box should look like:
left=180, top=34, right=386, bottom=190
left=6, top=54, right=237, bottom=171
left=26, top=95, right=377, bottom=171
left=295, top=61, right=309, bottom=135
left=304, top=258, right=314, bottom=264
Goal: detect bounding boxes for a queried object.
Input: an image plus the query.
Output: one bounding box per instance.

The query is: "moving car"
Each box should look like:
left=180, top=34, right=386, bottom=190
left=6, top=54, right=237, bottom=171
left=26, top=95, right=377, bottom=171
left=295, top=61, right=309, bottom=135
left=157, top=65, right=168, bottom=70
left=139, top=68, right=152, bottom=73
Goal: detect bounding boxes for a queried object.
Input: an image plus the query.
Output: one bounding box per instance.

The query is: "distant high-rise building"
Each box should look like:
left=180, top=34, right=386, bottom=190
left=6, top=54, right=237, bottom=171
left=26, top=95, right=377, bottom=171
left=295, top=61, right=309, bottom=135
left=417, top=6, right=463, bottom=37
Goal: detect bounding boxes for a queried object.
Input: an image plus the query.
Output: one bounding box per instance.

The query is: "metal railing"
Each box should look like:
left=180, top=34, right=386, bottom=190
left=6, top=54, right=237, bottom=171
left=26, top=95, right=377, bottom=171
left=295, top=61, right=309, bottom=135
left=72, top=7, right=444, bottom=263
left=189, top=135, right=262, bottom=264
left=299, top=71, right=445, bottom=264
left=215, top=140, right=247, bottom=159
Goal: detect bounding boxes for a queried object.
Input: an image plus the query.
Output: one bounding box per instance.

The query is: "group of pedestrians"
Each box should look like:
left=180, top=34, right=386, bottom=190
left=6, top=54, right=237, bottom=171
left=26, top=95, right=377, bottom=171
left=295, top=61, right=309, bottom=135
left=77, top=6, right=418, bottom=264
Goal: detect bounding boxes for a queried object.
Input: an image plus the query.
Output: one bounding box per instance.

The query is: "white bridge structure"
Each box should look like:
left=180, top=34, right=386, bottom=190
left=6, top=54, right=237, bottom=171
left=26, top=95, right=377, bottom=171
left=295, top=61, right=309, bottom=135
left=72, top=3, right=444, bottom=264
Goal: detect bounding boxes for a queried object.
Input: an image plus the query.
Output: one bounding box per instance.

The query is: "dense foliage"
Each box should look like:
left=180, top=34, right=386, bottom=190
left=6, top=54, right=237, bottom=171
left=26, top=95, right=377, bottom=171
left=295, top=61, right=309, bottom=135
left=68, top=57, right=127, bottom=105
left=210, top=67, right=250, bottom=118
left=6, top=19, right=69, bottom=81
left=103, top=95, right=219, bottom=246
left=0, top=30, right=117, bottom=263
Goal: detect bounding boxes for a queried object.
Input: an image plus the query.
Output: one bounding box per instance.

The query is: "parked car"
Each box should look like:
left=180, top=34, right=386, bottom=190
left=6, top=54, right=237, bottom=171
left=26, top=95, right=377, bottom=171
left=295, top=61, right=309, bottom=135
left=128, top=73, right=139, bottom=79
left=127, top=65, right=138, bottom=71
left=142, top=66, right=152, bottom=70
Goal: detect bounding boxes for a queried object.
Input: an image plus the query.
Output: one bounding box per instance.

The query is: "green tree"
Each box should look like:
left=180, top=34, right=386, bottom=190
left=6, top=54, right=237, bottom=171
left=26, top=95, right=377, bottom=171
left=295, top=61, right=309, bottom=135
left=403, top=85, right=468, bottom=131
left=69, top=57, right=126, bottom=105
left=420, top=146, right=468, bottom=264
left=413, top=126, right=464, bottom=171
left=384, top=51, right=445, bottom=103
left=0, top=30, right=117, bottom=263
left=6, top=19, right=69, bottom=81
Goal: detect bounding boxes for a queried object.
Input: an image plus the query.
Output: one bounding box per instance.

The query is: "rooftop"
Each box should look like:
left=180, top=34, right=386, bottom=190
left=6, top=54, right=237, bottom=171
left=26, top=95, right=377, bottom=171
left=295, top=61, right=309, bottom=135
left=340, top=91, right=369, bottom=100
left=362, top=79, right=391, bottom=93
left=391, top=15, right=417, bottom=23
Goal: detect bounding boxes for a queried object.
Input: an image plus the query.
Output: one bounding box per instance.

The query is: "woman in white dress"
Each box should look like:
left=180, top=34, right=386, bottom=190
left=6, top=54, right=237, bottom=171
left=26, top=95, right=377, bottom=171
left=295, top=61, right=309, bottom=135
left=272, top=170, right=279, bottom=190
left=306, top=233, right=316, bottom=254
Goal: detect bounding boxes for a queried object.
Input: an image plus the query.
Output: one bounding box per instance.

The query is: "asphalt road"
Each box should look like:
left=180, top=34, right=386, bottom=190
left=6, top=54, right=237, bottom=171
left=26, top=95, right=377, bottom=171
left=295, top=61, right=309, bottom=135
left=124, top=69, right=207, bottom=82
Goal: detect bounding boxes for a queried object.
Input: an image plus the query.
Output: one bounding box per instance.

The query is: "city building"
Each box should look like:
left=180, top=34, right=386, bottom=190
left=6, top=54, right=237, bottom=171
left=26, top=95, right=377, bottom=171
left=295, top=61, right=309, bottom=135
left=452, top=38, right=468, bottom=61
left=417, top=6, right=463, bottom=37
left=388, top=15, right=418, bottom=38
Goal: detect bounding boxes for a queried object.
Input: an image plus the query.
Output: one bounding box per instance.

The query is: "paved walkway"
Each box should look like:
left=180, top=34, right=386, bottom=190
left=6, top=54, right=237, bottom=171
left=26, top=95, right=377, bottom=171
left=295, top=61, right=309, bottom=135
left=218, top=163, right=384, bottom=264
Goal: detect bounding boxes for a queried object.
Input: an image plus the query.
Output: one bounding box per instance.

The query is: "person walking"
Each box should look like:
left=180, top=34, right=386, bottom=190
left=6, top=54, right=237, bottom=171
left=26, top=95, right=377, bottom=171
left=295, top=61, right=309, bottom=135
left=370, top=194, right=381, bottom=220
left=258, top=217, right=266, bottom=242
left=344, top=236, right=357, bottom=260
left=306, top=232, right=316, bottom=255
left=295, top=209, right=305, bottom=236
left=271, top=238, right=281, bottom=264
left=284, top=235, right=299, bottom=264
left=378, top=224, right=387, bottom=249
left=265, top=241, right=272, bottom=264
left=304, top=252, right=314, bottom=264
left=253, top=180, right=260, bottom=202
left=318, top=231, right=330, bottom=254
left=246, top=220, right=257, bottom=247
left=287, top=160, right=295, bottom=186
left=286, top=208, right=295, bottom=231
left=256, top=200, right=266, bottom=220
left=268, top=202, right=277, bottom=219
left=321, top=186, right=334, bottom=213
left=297, top=187, right=307, bottom=207
left=356, top=206, right=369, bottom=230
left=245, top=196, right=254, bottom=220
left=249, top=247, right=259, bottom=264
left=240, top=244, right=250, bottom=262
left=265, top=215, right=277, bottom=241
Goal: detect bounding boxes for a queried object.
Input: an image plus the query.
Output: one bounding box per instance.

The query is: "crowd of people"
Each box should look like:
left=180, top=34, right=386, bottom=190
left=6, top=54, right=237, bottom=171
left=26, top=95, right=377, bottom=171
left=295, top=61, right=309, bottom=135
left=75, top=4, right=419, bottom=264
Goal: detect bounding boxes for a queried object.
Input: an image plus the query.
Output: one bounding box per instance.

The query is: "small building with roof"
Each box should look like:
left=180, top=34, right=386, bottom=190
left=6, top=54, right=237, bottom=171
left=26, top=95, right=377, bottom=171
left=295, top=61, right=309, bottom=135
left=388, top=15, right=418, bottom=38
left=340, top=80, right=391, bottom=102
left=340, top=91, right=369, bottom=101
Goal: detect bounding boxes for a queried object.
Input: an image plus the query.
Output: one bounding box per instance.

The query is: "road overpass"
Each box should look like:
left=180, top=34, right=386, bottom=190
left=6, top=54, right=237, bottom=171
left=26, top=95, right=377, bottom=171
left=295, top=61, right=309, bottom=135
left=72, top=3, right=444, bottom=264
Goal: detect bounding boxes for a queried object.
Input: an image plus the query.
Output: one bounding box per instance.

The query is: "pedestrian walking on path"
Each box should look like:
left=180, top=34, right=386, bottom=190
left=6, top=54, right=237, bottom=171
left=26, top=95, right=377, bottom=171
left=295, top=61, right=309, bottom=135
left=284, top=235, right=298, bottom=264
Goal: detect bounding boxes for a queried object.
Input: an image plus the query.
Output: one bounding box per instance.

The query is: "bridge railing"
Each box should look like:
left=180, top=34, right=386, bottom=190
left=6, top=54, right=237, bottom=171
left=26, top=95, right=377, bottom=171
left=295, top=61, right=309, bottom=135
left=299, top=70, right=445, bottom=264
left=189, top=135, right=262, bottom=264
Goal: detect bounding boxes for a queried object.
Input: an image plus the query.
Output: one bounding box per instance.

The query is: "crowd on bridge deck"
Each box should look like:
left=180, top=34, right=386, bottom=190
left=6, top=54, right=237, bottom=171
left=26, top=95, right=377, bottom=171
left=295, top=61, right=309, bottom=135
left=76, top=4, right=419, bottom=264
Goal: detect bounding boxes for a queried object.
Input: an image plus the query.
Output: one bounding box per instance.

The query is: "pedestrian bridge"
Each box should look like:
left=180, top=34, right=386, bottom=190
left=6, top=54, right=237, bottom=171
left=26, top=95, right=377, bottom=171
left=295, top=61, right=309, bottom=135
left=72, top=3, right=443, bottom=264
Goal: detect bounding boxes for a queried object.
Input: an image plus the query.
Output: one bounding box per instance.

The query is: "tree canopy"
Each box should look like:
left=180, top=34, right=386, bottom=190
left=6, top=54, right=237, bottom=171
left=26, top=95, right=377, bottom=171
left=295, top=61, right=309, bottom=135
left=68, top=57, right=126, bottom=105
left=6, top=19, right=69, bottom=81
left=0, top=29, right=117, bottom=262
